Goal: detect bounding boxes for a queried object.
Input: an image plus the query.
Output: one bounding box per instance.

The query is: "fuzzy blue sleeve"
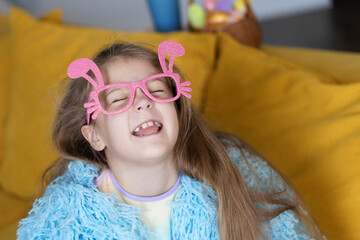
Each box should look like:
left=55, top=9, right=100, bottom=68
left=225, top=140, right=321, bottom=240
left=16, top=161, right=152, bottom=240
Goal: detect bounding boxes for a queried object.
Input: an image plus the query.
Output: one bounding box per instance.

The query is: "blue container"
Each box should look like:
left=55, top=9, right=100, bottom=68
left=147, top=0, right=181, bottom=32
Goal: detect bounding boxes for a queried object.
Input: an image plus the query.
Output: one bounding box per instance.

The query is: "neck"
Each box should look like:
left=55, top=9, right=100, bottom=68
left=108, top=158, right=179, bottom=198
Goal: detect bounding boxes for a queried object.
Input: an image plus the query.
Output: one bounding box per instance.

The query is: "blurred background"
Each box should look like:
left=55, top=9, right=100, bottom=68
left=0, top=0, right=359, bottom=52
left=0, top=2, right=359, bottom=239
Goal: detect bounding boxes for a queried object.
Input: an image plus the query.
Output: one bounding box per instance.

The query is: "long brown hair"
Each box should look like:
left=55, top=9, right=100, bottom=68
left=43, top=41, right=325, bottom=239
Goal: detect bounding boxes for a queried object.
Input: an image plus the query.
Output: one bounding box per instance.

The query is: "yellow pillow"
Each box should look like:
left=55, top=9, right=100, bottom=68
left=0, top=7, right=216, bottom=198
left=204, top=33, right=360, bottom=240
left=262, top=45, right=360, bottom=84
left=0, top=10, right=62, bottom=167
left=0, top=15, right=11, bottom=167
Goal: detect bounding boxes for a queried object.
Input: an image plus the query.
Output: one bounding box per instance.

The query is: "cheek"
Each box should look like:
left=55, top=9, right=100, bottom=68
left=96, top=114, right=129, bottom=142
left=166, top=104, right=179, bottom=138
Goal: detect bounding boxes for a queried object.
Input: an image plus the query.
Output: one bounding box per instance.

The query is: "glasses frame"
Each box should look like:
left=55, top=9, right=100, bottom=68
left=86, top=72, right=183, bottom=117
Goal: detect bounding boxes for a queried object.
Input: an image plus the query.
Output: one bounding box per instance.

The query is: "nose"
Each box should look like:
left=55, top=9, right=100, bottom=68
left=133, top=87, right=153, bottom=111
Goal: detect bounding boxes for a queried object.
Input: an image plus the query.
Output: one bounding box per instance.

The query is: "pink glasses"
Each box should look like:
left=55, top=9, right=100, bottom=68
left=67, top=41, right=192, bottom=124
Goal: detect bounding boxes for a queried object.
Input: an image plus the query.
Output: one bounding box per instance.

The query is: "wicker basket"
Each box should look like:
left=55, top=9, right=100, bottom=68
left=188, top=0, right=262, bottom=48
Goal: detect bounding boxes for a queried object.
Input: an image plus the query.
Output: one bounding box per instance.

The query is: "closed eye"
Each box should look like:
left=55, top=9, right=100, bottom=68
left=111, top=98, right=127, bottom=104
left=150, top=90, right=165, bottom=93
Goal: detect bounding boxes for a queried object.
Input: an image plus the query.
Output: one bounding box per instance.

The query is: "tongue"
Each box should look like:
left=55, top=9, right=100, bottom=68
left=134, top=126, right=160, bottom=137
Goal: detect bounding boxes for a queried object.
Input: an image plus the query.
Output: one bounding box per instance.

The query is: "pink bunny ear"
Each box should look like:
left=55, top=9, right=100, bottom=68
left=158, top=41, right=185, bottom=73
left=67, top=58, right=104, bottom=88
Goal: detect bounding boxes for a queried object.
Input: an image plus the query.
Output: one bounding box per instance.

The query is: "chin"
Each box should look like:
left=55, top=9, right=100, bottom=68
left=140, top=144, right=174, bottom=160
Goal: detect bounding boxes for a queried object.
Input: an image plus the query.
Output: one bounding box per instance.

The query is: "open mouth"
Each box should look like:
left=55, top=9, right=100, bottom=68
left=131, top=120, right=163, bottom=137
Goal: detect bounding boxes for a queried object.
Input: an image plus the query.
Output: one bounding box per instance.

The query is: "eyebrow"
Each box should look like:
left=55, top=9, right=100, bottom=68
left=102, top=76, right=168, bottom=96
left=103, top=86, right=128, bottom=97
left=148, top=78, right=166, bottom=83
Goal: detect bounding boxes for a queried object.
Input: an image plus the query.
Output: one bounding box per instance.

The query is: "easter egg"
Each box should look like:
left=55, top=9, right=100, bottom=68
left=234, top=0, right=245, bottom=10
left=207, top=11, right=228, bottom=28
left=204, top=0, right=217, bottom=12
left=188, top=3, right=206, bottom=29
left=216, top=0, right=233, bottom=13
left=228, top=10, right=245, bottom=24
left=234, top=0, right=247, bottom=15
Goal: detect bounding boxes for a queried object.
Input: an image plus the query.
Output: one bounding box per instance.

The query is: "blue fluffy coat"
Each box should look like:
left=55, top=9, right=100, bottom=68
left=17, top=145, right=315, bottom=239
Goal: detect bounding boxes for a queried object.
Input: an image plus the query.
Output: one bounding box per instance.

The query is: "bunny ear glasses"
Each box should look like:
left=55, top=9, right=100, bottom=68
left=67, top=41, right=192, bottom=125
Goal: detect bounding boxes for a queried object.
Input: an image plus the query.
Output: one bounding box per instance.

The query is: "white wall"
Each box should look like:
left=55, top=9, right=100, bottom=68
left=0, top=0, right=12, bottom=14
left=2, top=0, right=332, bottom=30
left=11, top=0, right=155, bottom=31
left=253, top=0, right=332, bottom=21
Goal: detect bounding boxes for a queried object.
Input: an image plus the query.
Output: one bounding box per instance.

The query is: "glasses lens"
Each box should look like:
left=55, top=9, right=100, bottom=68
left=98, top=86, right=131, bottom=112
left=145, top=77, right=177, bottom=101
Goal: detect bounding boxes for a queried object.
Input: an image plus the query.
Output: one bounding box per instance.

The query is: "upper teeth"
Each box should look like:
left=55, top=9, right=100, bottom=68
left=133, top=121, right=162, bottom=133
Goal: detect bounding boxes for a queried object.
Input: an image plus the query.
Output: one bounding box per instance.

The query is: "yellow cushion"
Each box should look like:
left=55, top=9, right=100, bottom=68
left=262, top=45, right=360, bottom=84
left=0, top=15, right=11, bottom=167
left=0, top=11, right=63, bottom=238
left=204, top=33, right=360, bottom=240
left=0, top=11, right=62, bottom=168
left=0, top=189, right=30, bottom=229
left=0, top=7, right=216, bottom=198
left=0, top=221, right=19, bottom=240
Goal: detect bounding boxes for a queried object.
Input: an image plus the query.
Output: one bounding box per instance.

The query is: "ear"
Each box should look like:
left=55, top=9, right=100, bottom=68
left=81, top=125, right=106, bottom=151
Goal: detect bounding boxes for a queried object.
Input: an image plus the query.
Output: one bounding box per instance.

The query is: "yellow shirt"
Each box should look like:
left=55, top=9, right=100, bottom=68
left=96, top=169, right=182, bottom=240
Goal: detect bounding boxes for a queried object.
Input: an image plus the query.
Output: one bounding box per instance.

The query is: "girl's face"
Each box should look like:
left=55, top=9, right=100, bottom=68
left=82, top=57, right=179, bottom=167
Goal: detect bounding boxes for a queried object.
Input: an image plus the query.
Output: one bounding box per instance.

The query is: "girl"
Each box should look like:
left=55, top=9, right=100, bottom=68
left=17, top=40, right=325, bottom=239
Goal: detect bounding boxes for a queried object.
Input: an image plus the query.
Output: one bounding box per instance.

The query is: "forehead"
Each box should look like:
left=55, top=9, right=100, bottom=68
left=101, top=57, right=159, bottom=85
